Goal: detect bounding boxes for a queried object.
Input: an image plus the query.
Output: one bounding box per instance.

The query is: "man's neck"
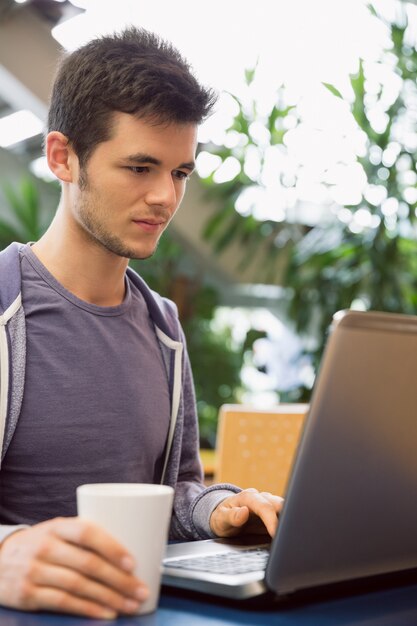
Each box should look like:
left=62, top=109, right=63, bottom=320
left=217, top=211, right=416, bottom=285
left=32, top=212, right=129, bottom=307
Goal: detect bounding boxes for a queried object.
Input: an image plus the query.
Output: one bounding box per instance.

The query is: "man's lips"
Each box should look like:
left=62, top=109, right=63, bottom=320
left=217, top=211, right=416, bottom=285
left=132, top=218, right=165, bottom=232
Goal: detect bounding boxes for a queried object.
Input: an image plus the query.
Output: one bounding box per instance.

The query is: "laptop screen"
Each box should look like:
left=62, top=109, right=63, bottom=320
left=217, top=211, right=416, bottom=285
left=267, top=310, right=417, bottom=595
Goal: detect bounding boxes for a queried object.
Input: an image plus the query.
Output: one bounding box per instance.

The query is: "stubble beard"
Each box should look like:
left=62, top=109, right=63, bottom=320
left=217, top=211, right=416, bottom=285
left=77, top=169, right=160, bottom=261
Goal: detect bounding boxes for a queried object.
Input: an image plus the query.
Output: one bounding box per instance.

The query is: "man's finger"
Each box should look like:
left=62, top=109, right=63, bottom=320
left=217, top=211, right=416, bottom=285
left=231, top=506, right=250, bottom=527
left=211, top=490, right=284, bottom=538
left=49, top=518, right=135, bottom=572
left=29, top=561, right=143, bottom=615
left=234, top=491, right=283, bottom=536
left=210, top=505, right=250, bottom=537
left=20, top=584, right=118, bottom=620
left=39, top=534, right=147, bottom=602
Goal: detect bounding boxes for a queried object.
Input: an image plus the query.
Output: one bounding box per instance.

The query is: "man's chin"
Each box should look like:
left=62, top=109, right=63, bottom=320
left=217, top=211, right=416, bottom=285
left=129, top=253, right=154, bottom=261
left=127, top=247, right=158, bottom=261
left=105, top=242, right=157, bottom=261
left=128, top=244, right=158, bottom=260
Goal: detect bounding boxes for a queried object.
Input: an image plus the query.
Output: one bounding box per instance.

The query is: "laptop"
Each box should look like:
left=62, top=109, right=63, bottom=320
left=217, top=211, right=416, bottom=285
left=162, top=309, right=417, bottom=601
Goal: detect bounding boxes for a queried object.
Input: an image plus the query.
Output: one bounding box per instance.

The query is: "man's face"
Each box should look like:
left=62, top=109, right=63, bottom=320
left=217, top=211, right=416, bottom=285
left=69, top=112, right=198, bottom=260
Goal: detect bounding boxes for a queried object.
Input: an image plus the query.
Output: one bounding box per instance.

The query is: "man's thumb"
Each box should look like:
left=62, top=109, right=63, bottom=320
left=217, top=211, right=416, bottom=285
left=233, top=506, right=249, bottom=526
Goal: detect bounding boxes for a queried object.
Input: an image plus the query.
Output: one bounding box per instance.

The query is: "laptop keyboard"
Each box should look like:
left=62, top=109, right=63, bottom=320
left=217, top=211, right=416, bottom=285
left=164, top=547, right=269, bottom=575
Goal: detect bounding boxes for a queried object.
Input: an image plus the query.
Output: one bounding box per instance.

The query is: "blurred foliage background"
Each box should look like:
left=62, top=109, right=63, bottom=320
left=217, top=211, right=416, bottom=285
left=199, top=3, right=417, bottom=385
left=0, top=178, right=55, bottom=247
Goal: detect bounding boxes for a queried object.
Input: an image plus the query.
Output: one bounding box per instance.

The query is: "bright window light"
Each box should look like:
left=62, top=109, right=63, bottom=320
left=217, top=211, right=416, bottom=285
left=0, top=110, right=44, bottom=148
left=213, top=156, right=241, bottom=184
left=29, top=156, right=57, bottom=182
left=52, top=4, right=128, bottom=51
left=195, top=152, right=222, bottom=178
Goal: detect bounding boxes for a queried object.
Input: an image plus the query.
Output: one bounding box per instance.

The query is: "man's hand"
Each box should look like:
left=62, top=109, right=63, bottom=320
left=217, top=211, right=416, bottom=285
left=210, top=488, right=284, bottom=538
left=0, top=517, right=149, bottom=619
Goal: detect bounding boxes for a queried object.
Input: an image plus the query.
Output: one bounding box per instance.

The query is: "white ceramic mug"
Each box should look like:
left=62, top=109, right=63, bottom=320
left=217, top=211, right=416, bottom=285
left=76, top=483, right=174, bottom=615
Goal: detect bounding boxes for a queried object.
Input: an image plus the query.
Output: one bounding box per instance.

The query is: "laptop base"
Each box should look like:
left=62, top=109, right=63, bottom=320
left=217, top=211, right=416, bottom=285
left=163, top=567, right=417, bottom=611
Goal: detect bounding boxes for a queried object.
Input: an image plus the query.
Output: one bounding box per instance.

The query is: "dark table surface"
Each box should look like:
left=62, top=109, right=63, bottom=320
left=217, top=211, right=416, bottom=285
left=0, top=579, right=417, bottom=626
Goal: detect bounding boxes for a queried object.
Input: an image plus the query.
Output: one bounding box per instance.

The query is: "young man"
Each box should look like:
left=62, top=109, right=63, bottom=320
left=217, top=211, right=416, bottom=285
left=0, top=28, right=282, bottom=619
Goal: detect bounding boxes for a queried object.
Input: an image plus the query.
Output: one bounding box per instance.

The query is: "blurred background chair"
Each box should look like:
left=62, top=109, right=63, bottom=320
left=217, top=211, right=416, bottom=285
left=213, top=404, right=309, bottom=495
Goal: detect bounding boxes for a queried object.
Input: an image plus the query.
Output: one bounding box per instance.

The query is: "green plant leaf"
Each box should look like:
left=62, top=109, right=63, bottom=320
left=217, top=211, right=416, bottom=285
left=322, top=82, right=343, bottom=99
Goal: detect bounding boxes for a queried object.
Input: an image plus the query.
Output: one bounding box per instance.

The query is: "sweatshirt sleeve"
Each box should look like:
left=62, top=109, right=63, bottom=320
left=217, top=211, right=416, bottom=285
left=0, top=524, right=30, bottom=544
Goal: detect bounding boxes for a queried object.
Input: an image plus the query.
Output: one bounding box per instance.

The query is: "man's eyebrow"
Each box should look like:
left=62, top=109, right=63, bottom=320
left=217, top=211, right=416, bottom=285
left=124, top=153, right=195, bottom=171
left=178, top=161, right=196, bottom=172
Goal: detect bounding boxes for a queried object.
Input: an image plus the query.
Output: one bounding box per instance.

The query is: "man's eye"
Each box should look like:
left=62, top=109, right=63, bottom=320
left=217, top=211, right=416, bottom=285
left=128, top=166, right=149, bottom=174
left=174, top=170, right=190, bottom=181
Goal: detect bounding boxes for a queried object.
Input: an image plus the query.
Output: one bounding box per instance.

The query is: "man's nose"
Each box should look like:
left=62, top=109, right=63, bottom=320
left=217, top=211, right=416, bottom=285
left=144, top=174, right=176, bottom=208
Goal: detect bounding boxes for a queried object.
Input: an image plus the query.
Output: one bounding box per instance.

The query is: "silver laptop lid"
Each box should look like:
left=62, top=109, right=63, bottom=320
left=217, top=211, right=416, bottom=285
left=267, top=310, right=417, bottom=595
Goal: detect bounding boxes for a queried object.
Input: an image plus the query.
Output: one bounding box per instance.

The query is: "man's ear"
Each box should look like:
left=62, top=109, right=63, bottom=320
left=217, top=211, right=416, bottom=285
left=45, top=131, right=79, bottom=183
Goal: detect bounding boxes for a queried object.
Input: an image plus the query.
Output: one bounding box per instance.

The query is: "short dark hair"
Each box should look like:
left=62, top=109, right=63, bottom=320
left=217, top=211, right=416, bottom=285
left=47, top=26, right=216, bottom=167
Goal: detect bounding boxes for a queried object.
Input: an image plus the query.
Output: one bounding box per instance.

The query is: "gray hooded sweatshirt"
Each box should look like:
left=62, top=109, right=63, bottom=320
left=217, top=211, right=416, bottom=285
left=0, top=242, right=239, bottom=543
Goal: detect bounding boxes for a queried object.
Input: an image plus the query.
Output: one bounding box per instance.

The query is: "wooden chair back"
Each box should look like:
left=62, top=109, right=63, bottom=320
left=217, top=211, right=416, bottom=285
left=214, top=404, right=309, bottom=495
